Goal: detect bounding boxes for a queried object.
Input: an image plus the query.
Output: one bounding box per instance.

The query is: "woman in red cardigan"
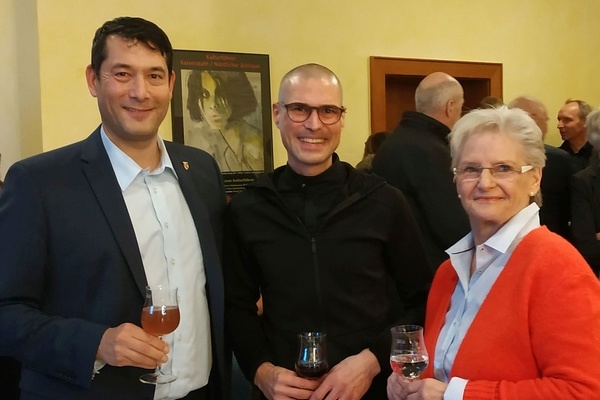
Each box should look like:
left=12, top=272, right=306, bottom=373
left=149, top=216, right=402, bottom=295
left=387, top=106, right=600, bottom=400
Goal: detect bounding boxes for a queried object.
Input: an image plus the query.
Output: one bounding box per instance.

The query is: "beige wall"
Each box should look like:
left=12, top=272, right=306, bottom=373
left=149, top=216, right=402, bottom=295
left=0, top=0, right=42, bottom=178
left=3, top=0, right=600, bottom=176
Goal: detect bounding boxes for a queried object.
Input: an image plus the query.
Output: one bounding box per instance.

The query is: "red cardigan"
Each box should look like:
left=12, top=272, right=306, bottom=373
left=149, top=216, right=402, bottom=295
left=423, top=226, right=600, bottom=399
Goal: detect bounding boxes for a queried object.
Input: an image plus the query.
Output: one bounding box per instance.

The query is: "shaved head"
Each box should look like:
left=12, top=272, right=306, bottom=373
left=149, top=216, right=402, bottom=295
left=278, top=63, right=343, bottom=103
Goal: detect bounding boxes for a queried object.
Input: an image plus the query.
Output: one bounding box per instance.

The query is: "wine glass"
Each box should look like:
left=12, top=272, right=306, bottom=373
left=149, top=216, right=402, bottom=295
left=295, top=332, right=329, bottom=379
left=390, top=325, right=428, bottom=380
left=139, top=285, right=181, bottom=384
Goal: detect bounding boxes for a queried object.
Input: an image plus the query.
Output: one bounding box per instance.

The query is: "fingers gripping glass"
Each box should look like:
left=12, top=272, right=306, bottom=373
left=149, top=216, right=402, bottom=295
left=279, top=102, right=346, bottom=125
left=453, top=164, right=533, bottom=181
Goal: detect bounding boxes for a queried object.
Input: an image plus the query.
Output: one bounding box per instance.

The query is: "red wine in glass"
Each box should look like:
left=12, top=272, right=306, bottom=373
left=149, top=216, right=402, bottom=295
left=141, top=305, right=180, bottom=336
left=295, top=361, right=329, bottom=379
left=139, top=285, right=180, bottom=385
left=295, top=332, right=328, bottom=379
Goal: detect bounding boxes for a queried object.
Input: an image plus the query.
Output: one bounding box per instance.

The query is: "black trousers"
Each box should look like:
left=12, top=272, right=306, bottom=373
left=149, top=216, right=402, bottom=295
left=0, top=356, right=21, bottom=400
left=180, top=385, right=208, bottom=400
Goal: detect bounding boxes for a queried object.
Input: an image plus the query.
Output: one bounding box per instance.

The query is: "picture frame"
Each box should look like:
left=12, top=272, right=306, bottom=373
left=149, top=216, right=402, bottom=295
left=171, top=50, right=273, bottom=195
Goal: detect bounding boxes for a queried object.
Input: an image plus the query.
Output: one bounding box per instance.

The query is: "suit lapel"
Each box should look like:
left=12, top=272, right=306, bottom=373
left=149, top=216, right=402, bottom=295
left=167, top=144, right=227, bottom=391
left=80, top=129, right=148, bottom=298
left=168, top=147, right=224, bottom=307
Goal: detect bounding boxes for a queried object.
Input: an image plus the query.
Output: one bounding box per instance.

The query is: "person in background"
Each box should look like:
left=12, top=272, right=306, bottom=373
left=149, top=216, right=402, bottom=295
left=356, top=130, right=389, bottom=172
left=477, top=95, right=503, bottom=109
left=372, top=72, right=470, bottom=273
left=558, top=98, right=593, bottom=171
left=0, top=17, right=229, bottom=400
left=224, top=63, right=432, bottom=400
left=508, top=95, right=574, bottom=240
left=570, top=108, right=600, bottom=276
left=387, top=106, right=600, bottom=400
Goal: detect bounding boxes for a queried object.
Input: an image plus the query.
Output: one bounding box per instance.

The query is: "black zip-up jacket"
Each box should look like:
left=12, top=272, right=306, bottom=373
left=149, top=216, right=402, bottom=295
left=223, top=158, right=432, bottom=399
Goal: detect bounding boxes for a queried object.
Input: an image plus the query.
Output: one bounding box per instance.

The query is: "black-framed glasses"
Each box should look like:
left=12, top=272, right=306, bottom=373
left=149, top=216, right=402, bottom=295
left=279, top=102, right=346, bottom=125
left=453, top=164, right=533, bottom=181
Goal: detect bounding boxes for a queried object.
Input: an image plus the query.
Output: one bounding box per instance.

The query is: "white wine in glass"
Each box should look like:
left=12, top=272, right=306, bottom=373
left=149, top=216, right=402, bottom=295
left=139, top=285, right=180, bottom=384
left=390, top=325, right=429, bottom=380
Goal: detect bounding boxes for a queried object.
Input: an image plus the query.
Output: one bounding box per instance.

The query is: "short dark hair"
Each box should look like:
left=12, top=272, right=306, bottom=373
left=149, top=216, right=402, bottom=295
left=478, top=96, right=504, bottom=109
left=186, top=70, right=258, bottom=123
left=90, top=17, right=173, bottom=76
left=364, top=131, right=389, bottom=156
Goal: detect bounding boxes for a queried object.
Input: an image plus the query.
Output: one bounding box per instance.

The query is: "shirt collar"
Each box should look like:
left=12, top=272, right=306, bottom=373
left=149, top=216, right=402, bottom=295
left=100, top=126, right=177, bottom=191
left=278, top=153, right=345, bottom=189
left=484, top=202, right=540, bottom=253
left=446, top=202, right=540, bottom=287
left=447, top=202, right=540, bottom=256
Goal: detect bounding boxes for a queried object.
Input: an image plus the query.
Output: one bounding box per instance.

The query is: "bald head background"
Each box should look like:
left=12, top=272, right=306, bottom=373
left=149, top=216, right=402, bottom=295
left=415, top=72, right=461, bottom=113
left=415, top=72, right=464, bottom=128
left=509, top=95, right=549, bottom=138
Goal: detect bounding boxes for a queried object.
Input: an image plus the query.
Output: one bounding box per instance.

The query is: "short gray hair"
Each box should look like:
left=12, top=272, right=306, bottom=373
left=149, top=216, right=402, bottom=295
left=586, top=108, right=600, bottom=149
left=449, top=106, right=546, bottom=206
left=415, top=80, right=461, bottom=114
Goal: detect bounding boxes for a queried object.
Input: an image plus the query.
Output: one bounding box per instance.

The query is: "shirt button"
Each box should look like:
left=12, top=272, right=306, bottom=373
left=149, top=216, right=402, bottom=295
left=170, top=258, right=176, bottom=265
left=164, top=222, right=169, bottom=229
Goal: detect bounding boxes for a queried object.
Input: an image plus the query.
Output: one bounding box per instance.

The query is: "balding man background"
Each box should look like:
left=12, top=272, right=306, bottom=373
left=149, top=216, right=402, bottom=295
left=509, top=96, right=574, bottom=240
left=373, top=72, right=470, bottom=272
left=558, top=99, right=593, bottom=171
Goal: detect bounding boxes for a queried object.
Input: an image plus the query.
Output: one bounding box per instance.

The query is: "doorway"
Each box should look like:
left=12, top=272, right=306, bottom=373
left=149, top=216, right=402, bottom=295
left=369, top=57, right=503, bottom=133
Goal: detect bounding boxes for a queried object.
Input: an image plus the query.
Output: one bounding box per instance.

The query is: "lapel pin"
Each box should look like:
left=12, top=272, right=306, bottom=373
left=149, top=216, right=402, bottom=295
left=182, top=161, right=189, bottom=170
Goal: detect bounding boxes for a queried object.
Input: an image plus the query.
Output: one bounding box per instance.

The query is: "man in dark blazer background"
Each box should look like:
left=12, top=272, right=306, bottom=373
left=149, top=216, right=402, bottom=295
left=0, top=17, right=229, bottom=400
left=509, top=96, right=574, bottom=241
left=571, top=108, right=600, bottom=275
left=372, top=72, right=470, bottom=272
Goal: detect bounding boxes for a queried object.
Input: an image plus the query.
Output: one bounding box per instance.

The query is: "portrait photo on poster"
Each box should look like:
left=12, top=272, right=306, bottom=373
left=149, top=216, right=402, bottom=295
left=171, top=50, right=273, bottom=195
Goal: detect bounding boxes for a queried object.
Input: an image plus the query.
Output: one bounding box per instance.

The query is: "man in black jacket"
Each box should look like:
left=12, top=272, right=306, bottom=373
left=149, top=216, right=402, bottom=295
left=372, top=72, right=470, bottom=272
left=509, top=96, right=574, bottom=241
left=223, top=63, right=432, bottom=400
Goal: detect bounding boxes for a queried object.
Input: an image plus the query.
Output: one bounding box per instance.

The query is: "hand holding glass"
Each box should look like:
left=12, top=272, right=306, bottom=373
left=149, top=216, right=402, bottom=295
left=295, top=332, right=329, bottom=379
left=139, top=285, right=180, bottom=384
left=390, top=325, right=428, bottom=380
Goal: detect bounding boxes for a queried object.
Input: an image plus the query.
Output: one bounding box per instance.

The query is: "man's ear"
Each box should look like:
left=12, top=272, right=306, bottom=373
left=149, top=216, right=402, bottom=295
left=272, top=103, right=281, bottom=129
left=85, top=65, right=99, bottom=98
left=445, top=99, right=455, bottom=118
left=168, top=71, right=176, bottom=99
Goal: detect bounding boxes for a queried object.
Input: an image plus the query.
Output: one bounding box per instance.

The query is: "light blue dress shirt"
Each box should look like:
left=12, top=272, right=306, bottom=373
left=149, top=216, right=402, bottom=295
left=435, top=203, right=540, bottom=399
left=101, top=128, right=211, bottom=400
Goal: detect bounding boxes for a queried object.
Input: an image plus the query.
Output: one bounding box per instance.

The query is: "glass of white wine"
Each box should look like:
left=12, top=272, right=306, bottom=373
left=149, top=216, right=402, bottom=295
left=390, top=325, right=429, bottom=380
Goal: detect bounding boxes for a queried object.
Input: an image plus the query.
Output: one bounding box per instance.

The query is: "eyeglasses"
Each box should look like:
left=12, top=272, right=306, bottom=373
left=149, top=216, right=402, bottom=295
left=279, top=102, right=346, bottom=125
left=453, top=164, right=533, bottom=181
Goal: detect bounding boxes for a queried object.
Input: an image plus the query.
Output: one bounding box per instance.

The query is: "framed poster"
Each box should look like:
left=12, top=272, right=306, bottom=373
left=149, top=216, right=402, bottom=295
left=171, top=50, right=273, bottom=195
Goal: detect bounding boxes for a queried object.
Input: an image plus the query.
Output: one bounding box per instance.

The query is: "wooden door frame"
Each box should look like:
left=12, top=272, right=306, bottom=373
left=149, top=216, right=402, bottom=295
left=369, top=57, right=503, bottom=133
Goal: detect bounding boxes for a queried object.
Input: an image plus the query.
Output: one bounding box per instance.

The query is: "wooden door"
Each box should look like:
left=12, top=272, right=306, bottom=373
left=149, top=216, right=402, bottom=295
left=370, top=57, right=503, bottom=133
